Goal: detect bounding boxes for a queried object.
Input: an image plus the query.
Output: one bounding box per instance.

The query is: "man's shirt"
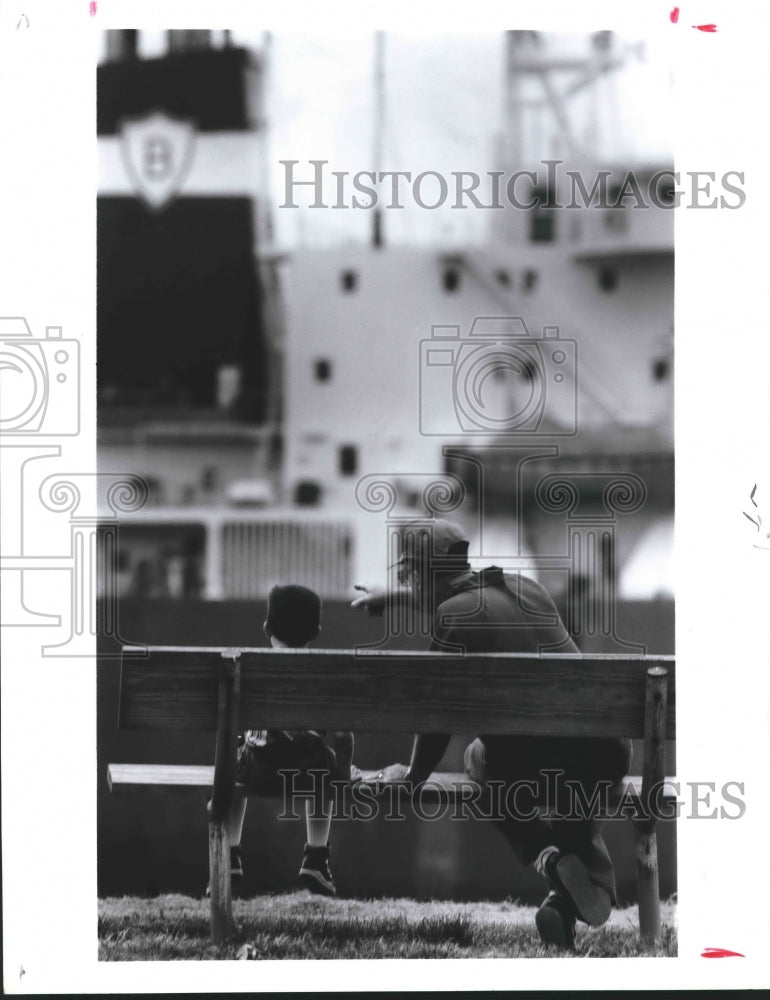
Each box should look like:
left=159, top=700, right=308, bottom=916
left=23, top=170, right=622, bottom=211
left=430, top=566, right=580, bottom=759
left=430, top=566, right=578, bottom=656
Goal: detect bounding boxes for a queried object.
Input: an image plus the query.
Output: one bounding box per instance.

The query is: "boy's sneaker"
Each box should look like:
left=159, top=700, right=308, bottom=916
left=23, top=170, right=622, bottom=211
left=535, top=891, right=577, bottom=950
left=536, top=848, right=611, bottom=928
left=205, top=846, right=245, bottom=897
left=298, top=843, right=336, bottom=897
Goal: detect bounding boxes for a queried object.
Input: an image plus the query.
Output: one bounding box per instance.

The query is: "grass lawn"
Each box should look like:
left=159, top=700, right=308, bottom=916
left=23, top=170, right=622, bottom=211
left=98, top=893, right=677, bottom=960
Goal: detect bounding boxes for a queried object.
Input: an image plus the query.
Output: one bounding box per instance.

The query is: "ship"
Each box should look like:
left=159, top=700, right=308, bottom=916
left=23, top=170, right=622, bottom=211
left=96, top=28, right=674, bottom=642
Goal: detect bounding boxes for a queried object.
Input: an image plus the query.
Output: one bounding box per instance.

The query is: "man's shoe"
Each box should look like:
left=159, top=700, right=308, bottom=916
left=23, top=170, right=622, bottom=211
left=205, top=846, right=245, bottom=898
left=536, top=891, right=577, bottom=950
left=298, top=843, right=336, bottom=897
left=538, top=849, right=611, bottom=927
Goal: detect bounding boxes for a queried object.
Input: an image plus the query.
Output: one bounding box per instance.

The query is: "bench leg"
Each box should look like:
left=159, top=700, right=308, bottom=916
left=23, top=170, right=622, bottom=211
left=634, top=821, right=661, bottom=944
left=208, top=814, right=234, bottom=944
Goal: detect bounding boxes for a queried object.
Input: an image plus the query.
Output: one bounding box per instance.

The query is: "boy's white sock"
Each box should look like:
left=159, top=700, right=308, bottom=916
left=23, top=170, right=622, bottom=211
left=305, top=800, right=332, bottom=848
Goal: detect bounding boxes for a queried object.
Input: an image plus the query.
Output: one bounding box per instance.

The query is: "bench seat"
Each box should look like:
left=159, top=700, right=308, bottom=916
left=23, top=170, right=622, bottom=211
left=107, top=762, right=678, bottom=807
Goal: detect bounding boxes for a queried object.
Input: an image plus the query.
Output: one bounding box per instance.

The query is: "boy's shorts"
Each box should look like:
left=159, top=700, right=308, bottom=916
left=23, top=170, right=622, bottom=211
left=236, top=731, right=336, bottom=795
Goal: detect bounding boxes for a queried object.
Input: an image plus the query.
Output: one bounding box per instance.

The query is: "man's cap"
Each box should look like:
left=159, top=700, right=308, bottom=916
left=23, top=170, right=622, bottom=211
left=390, top=519, right=470, bottom=568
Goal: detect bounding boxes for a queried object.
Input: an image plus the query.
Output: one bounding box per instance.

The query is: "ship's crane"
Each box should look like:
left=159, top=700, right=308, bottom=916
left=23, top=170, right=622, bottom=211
left=501, top=30, right=645, bottom=169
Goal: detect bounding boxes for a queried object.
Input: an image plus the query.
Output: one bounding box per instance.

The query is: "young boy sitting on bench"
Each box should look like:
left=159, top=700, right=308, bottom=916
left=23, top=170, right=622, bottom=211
left=224, top=584, right=354, bottom=896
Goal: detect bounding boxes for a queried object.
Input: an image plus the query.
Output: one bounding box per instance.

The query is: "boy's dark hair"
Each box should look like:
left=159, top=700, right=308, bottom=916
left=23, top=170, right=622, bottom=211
left=265, top=584, right=321, bottom=647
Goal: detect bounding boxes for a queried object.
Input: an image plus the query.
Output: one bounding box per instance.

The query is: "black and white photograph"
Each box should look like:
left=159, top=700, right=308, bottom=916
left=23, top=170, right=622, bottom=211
left=1, top=0, right=769, bottom=993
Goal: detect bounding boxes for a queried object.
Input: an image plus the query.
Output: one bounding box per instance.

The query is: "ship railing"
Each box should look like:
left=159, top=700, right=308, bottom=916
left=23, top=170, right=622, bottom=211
left=97, top=506, right=354, bottom=600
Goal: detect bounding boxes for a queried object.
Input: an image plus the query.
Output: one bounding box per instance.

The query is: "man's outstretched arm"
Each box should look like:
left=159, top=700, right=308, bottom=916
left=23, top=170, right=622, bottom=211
left=377, top=733, right=451, bottom=786
left=407, top=733, right=451, bottom=785
left=351, top=583, right=411, bottom=617
left=329, top=731, right=354, bottom=781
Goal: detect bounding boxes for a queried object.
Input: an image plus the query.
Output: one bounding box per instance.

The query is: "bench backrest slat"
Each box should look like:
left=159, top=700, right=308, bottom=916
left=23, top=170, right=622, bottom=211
left=119, top=647, right=675, bottom=739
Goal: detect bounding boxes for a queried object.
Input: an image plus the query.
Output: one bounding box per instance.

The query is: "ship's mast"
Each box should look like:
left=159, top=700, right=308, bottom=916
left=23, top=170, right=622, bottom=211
left=372, top=30, right=385, bottom=248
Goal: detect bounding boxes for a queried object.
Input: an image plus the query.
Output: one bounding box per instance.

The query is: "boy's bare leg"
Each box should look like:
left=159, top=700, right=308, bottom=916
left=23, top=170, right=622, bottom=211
left=299, top=787, right=336, bottom=896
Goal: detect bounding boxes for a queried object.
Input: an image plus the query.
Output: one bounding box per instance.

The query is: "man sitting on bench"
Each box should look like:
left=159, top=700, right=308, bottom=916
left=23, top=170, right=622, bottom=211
left=226, top=584, right=354, bottom=897
left=352, top=519, right=632, bottom=950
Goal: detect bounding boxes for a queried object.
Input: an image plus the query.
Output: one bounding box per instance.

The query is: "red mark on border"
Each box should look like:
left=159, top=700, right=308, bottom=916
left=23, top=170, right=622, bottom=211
left=89, top=1, right=97, bottom=15
left=701, top=947, right=745, bottom=958
left=670, top=8, right=718, bottom=31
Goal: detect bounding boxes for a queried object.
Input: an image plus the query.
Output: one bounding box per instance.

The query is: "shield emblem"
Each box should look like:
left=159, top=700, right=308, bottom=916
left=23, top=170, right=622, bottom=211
left=119, top=111, right=196, bottom=210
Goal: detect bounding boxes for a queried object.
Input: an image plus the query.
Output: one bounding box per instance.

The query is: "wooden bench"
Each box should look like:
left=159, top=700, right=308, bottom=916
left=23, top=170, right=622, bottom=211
left=108, top=646, right=676, bottom=945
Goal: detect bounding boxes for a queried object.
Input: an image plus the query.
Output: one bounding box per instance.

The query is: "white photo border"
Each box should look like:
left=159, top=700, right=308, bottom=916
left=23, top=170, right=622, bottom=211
left=1, top=0, right=769, bottom=992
